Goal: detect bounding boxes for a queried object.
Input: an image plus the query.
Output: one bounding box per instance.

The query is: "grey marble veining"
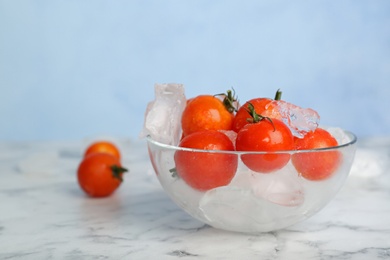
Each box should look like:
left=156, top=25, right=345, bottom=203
left=0, top=138, right=389, bottom=259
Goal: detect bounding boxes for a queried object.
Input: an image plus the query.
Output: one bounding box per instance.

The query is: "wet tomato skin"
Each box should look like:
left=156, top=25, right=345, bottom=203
left=235, top=118, right=294, bottom=173
left=292, top=128, right=341, bottom=181
left=174, top=130, right=238, bottom=191
left=232, top=98, right=281, bottom=133
left=181, top=95, right=234, bottom=137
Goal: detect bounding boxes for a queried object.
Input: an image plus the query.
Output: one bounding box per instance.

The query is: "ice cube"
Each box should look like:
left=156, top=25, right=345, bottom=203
left=251, top=164, right=304, bottom=207
left=218, top=130, right=237, bottom=148
left=140, top=83, right=186, bottom=145
left=327, top=127, right=352, bottom=145
left=198, top=184, right=304, bottom=233
left=269, top=100, right=320, bottom=138
left=230, top=163, right=304, bottom=207
left=199, top=187, right=276, bottom=232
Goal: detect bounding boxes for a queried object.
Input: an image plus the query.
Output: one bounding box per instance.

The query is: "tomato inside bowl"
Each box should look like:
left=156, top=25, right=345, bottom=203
left=146, top=130, right=357, bottom=233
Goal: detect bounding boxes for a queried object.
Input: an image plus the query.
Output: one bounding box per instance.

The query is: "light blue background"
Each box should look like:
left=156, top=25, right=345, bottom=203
left=1, top=1, right=389, bottom=141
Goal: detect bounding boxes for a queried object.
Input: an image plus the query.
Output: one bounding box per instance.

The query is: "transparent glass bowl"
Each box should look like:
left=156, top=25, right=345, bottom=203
left=146, top=130, right=357, bottom=233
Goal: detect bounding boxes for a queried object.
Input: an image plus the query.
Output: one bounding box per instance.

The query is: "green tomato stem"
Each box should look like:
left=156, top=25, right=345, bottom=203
left=169, top=167, right=179, bottom=178
left=274, top=89, right=282, bottom=100
left=110, top=165, right=128, bottom=182
left=245, top=103, right=276, bottom=131
left=215, top=88, right=239, bottom=113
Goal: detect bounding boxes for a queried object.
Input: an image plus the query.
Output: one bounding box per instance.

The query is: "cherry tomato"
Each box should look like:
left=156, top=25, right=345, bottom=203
left=233, top=98, right=273, bottom=132
left=232, top=90, right=282, bottom=132
left=181, top=91, right=237, bottom=137
left=77, top=153, right=127, bottom=197
left=292, top=128, right=341, bottom=181
left=235, top=105, right=294, bottom=173
left=84, top=141, right=121, bottom=160
left=174, top=130, right=238, bottom=191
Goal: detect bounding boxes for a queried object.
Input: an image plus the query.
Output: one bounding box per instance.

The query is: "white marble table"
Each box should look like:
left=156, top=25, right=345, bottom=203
left=1, top=137, right=390, bottom=259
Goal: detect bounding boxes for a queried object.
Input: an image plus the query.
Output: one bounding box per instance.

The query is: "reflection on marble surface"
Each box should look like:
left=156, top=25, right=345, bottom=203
left=0, top=138, right=389, bottom=259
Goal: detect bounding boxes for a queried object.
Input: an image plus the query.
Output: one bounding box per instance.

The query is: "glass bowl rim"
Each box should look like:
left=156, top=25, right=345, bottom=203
left=146, top=130, right=357, bottom=155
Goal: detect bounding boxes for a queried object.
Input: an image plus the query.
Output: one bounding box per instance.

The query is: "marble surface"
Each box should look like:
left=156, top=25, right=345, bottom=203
left=1, top=137, right=390, bottom=259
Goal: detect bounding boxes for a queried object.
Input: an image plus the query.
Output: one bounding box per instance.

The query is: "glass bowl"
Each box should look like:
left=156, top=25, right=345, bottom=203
left=146, top=130, right=357, bottom=233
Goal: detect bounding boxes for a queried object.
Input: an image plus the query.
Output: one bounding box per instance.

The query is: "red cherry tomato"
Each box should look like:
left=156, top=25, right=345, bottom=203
left=233, top=98, right=269, bottom=132
left=84, top=141, right=121, bottom=160
left=77, top=153, right=127, bottom=197
left=235, top=116, right=294, bottom=173
left=292, top=128, right=341, bottom=181
left=174, top=130, right=238, bottom=191
left=233, top=91, right=283, bottom=133
left=181, top=92, right=236, bottom=137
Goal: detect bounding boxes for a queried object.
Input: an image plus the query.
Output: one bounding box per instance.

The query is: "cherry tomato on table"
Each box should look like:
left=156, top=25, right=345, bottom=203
left=84, top=141, right=121, bottom=160
left=235, top=103, right=294, bottom=173
left=77, top=153, right=128, bottom=197
left=181, top=90, right=237, bottom=137
left=292, top=128, right=341, bottom=181
left=174, top=130, right=238, bottom=191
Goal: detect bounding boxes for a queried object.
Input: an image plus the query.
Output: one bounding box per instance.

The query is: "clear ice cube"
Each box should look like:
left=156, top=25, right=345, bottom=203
left=198, top=184, right=303, bottom=233
left=198, top=187, right=275, bottom=232
left=218, top=130, right=237, bottom=148
left=197, top=163, right=305, bottom=232
left=327, top=127, right=352, bottom=145
left=231, top=163, right=304, bottom=207
left=268, top=100, right=320, bottom=138
left=140, top=83, right=186, bottom=145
